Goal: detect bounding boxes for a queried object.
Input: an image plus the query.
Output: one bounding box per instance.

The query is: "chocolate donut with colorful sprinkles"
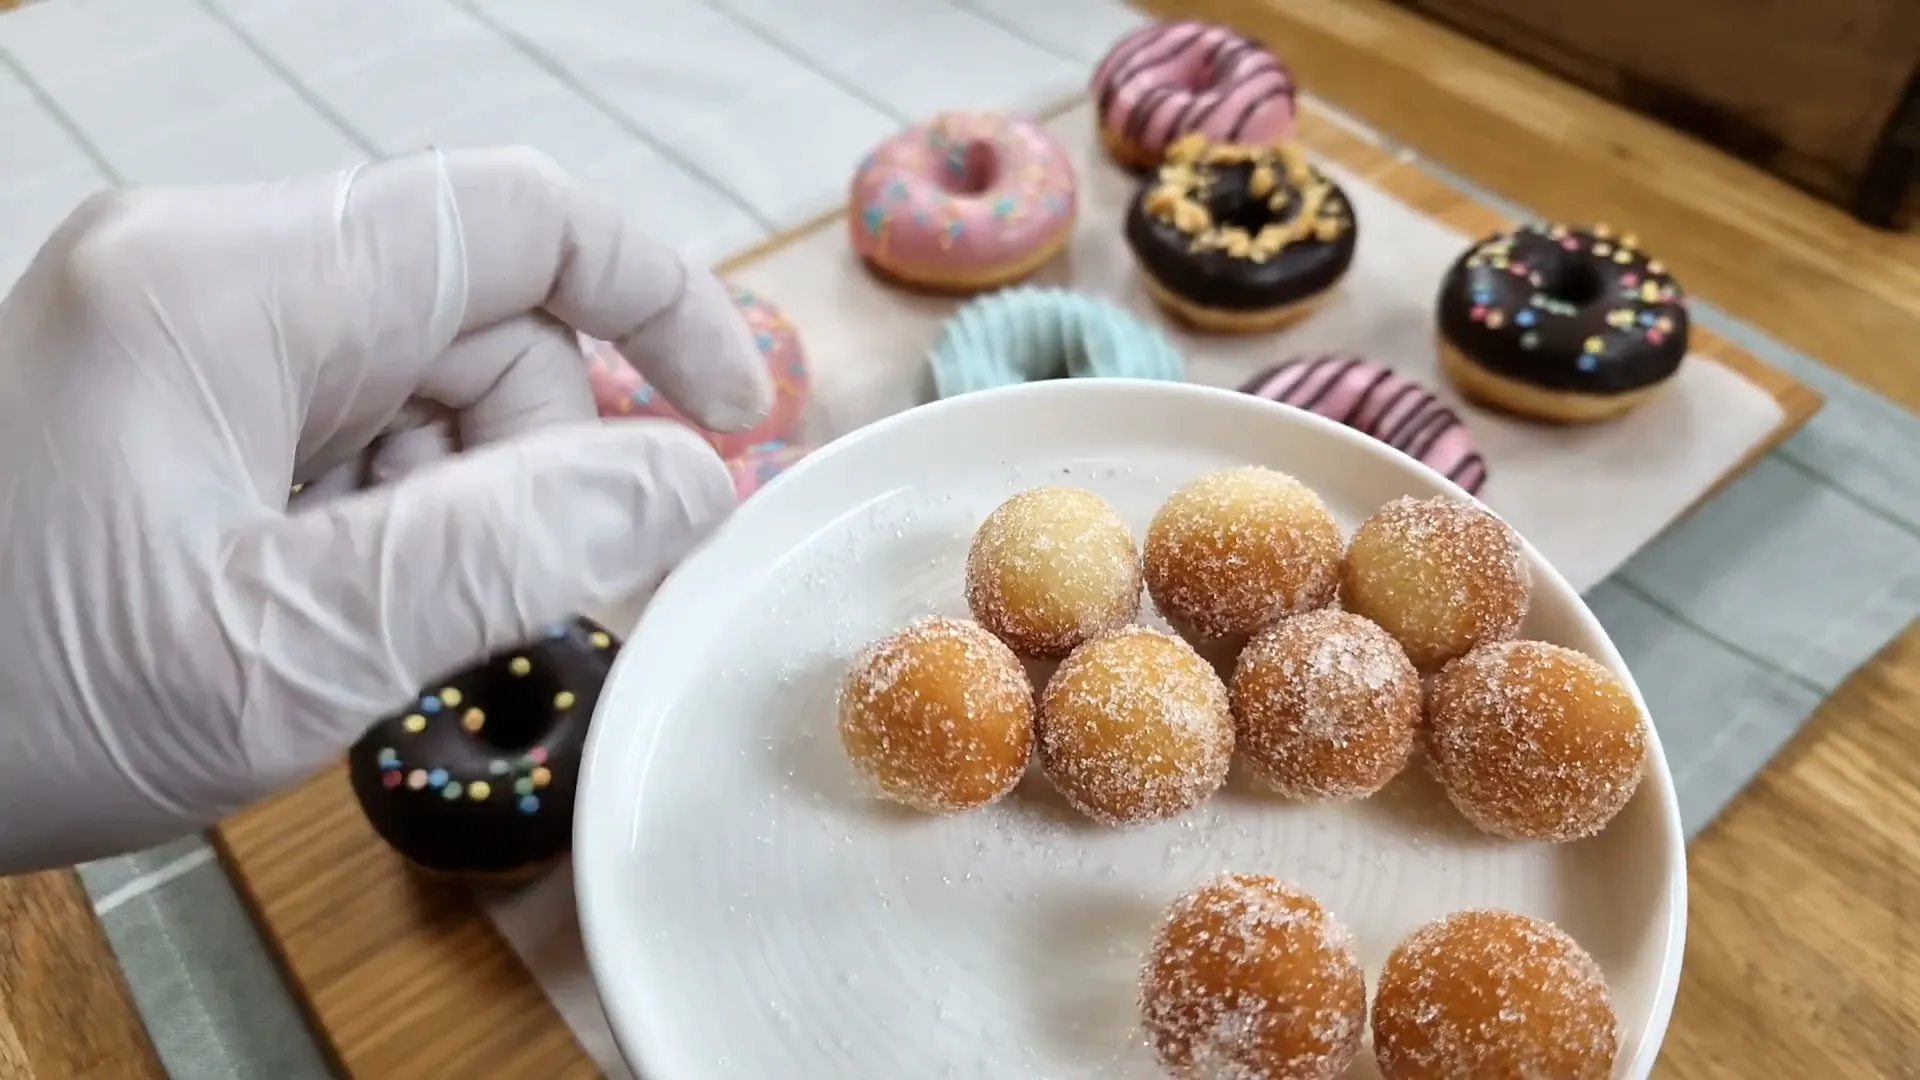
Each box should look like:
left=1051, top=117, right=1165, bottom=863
left=348, top=617, right=619, bottom=882
left=1435, top=222, right=1689, bottom=423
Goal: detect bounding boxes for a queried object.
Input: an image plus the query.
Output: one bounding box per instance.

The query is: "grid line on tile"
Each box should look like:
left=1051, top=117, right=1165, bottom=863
left=0, top=44, right=123, bottom=182
left=447, top=0, right=779, bottom=231
left=951, top=0, right=1091, bottom=65
left=195, top=0, right=381, bottom=157
left=699, top=0, right=907, bottom=123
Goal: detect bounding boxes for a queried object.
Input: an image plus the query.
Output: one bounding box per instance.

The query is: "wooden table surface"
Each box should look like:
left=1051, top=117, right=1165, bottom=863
left=0, top=0, right=1914, bottom=1076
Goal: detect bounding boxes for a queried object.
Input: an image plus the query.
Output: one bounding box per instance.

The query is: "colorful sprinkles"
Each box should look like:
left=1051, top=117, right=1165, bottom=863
left=1459, top=222, right=1685, bottom=354
left=374, top=647, right=583, bottom=815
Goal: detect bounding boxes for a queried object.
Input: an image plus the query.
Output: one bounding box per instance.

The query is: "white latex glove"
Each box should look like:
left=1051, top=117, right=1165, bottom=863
left=0, top=148, right=772, bottom=874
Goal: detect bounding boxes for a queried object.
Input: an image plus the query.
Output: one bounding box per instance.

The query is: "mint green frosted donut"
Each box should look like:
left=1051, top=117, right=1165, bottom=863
left=928, top=287, right=1186, bottom=399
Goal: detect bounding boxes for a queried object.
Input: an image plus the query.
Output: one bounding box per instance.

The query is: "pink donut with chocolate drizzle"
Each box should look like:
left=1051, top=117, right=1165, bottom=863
left=848, top=111, right=1077, bottom=294
left=1092, top=20, right=1296, bottom=170
left=1241, top=356, right=1489, bottom=495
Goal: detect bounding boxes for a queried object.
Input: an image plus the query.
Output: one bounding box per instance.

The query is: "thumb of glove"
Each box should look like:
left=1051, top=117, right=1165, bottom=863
left=215, top=419, right=732, bottom=791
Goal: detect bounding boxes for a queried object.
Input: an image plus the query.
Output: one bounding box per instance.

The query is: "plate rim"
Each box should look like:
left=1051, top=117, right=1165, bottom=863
left=574, top=377, right=1689, bottom=1079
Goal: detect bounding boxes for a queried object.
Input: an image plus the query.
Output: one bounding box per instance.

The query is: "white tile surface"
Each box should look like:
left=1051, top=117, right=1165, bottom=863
left=102, top=91, right=365, bottom=183
left=956, top=0, right=1148, bottom=63
left=42, top=28, right=312, bottom=152
left=0, top=0, right=216, bottom=85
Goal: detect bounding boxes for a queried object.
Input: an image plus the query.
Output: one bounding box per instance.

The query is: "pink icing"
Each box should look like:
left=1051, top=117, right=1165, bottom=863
left=727, top=440, right=809, bottom=501
left=1092, top=20, right=1295, bottom=159
left=847, top=111, right=1077, bottom=280
left=1243, top=356, right=1489, bottom=494
left=580, top=287, right=808, bottom=461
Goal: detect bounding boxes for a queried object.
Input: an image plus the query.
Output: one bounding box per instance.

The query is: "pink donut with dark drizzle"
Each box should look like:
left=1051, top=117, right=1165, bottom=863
left=580, top=287, right=811, bottom=499
left=1241, top=356, right=1489, bottom=495
left=580, top=286, right=808, bottom=460
left=1092, top=20, right=1296, bottom=170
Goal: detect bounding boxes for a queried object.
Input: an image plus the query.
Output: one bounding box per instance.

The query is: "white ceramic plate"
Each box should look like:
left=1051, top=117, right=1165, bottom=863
left=575, top=379, right=1687, bottom=1080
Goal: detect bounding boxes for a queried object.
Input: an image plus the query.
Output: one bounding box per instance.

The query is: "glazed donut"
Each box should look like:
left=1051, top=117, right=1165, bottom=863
left=1242, top=356, right=1488, bottom=495
left=849, top=111, right=1077, bottom=293
left=1092, top=20, right=1296, bottom=170
left=927, top=286, right=1185, bottom=398
left=582, top=286, right=809, bottom=458
left=1125, top=135, right=1356, bottom=334
left=1436, top=223, right=1689, bottom=423
left=348, top=617, right=619, bottom=882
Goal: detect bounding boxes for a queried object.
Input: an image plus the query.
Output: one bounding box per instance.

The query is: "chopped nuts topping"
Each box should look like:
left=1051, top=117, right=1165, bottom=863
left=1140, top=135, right=1350, bottom=263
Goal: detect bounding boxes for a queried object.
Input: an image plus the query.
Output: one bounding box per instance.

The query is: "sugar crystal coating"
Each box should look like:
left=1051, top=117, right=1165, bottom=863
left=838, top=617, right=1035, bottom=814
left=1341, top=495, right=1530, bottom=669
left=1144, top=467, right=1343, bottom=639
left=1230, top=609, right=1421, bottom=800
left=965, top=486, right=1143, bottom=659
left=1426, top=639, right=1648, bottom=842
left=1372, top=909, right=1617, bottom=1079
left=1038, top=626, right=1233, bottom=827
left=1141, top=873, right=1367, bottom=1080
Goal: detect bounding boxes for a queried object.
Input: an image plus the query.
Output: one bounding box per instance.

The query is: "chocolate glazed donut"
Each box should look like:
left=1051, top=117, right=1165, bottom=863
left=1125, top=134, right=1356, bottom=334
left=348, top=617, right=620, bottom=881
left=1435, top=223, right=1689, bottom=423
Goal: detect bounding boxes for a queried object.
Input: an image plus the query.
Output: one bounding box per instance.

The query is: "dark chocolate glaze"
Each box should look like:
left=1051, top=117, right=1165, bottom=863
left=1124, top=158, right=1356, bottom=312
left=348, top=617, right=620, bottom=878
left=1436, top=224, right=1689, bottom=395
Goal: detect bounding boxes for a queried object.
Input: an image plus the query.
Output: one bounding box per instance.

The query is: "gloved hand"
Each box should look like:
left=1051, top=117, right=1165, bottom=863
left=0, top=147, right=772, bottom=874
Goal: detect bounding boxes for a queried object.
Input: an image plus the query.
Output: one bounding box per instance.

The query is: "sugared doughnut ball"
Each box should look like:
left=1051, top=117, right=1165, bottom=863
left=838, top=617, right=1034, bottom=814
left=1427, top=640, right=1648, bottom=841
left=965, top=486, right=1142, bottom=659
left=1144, top=467, right=1343, bottom=639
left=1141, top=873, right=1367, bottom=1080
left=1230, top=609, right=1421, bottom=800
left=1372, top=909, right=1617, bottom=1079
left=1038, top=626, right=1232, bottom=827
left=1341, top=495, right=1530, bottom=668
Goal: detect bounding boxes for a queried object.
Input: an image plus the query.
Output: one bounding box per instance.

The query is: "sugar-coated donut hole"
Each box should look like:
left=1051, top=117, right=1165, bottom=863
left=838, top=617, right=1035, bottom=815
left=1372, top=909, right=1618, bottom=1079
left=1426, top=640, right=1648, bottom=842
left=465, top=662, right=566, bottom=753
left=1341, top=495, right=1530, bottom=669
left=1038, top=626, right=1233, bottom=828
left=1229, top=609, right=1421, bottom=801
left=1141, top=873, right=1367, bottom=1080
left=1144, top=467, right=1343, bottom=640
left=965, top=487, right=1142, bottom=660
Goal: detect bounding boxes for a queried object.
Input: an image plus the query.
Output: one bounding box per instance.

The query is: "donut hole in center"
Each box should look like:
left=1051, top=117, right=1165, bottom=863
left=938, top=140, right=999, bottom=197
left=1206, top=163, right=1283, bottom=233
left=1541, top=257, right=1607, bottom=308
left=465, top=661, right=566, bottom=753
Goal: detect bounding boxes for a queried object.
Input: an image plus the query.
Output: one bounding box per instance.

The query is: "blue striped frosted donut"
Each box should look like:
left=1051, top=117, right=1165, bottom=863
left=928, top=287, right=1186, bottom=399
left=1241, top=355, right=1489, bottom=494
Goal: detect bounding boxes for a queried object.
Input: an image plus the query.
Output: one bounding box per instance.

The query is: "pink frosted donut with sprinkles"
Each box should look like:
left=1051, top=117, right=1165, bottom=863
left=1092, top=20, right=1297, bottom=170
left=580, top=286, right=809, bottom=461
left=1241, top=356, right=1489, bottom=495
left=848, top=111, right=1077, bottom=294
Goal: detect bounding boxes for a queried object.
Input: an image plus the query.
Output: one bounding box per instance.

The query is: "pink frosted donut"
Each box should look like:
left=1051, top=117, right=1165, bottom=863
left=1092, top=20, right=1297, bottom=169
left=849, top=111, right=1077, bottom=293
left=727, top=440, right=809, bottom=501
left=1241, top=356, right=1489, bottom=495
left=580, top=286, right=808, bottom=460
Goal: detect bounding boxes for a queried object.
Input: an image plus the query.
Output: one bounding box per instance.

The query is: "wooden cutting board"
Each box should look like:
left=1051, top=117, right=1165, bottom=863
left=212, top=101, right=1822, bottom=1079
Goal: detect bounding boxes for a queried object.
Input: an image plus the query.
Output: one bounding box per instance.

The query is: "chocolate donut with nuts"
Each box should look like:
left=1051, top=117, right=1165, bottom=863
left=347, top=617, right=620, bottom=882
left=1124, top=133, right=1357, bottom=334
